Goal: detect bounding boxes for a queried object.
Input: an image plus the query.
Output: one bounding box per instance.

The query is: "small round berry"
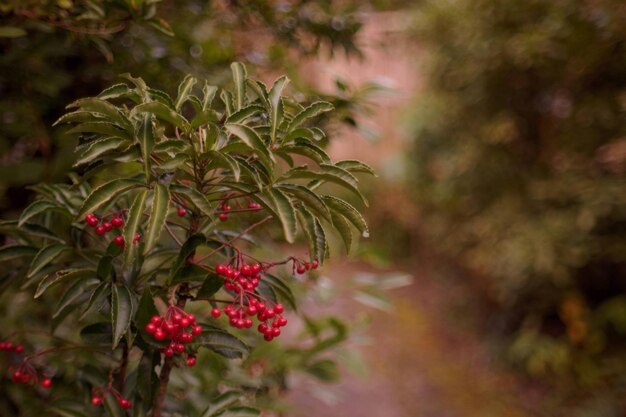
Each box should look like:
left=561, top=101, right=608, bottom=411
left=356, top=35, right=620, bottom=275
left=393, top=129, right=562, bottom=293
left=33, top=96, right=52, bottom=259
left=172, top=313, right=183, bottom=323
left=102, top=222, right=113, bottom=232
left=244, top=318, right=253, bottom=328
left=164, top=348, right=174, bottom=358
left=179, top=317, right=191, bottom=327
left=87, top=217, right=99, bottom=227
left=186, top=314, right=196, bottom=323
left=113, top=235, right=125, bottom=248
left=265, top=309, right=275, bottom=319
left=95, top=225, right=107, bottom=235
left=236, top=319, right=245, bottom=328
left=40, top=378, right=52, bottom=388
left=222, top=204, right=231, bottom=212
left=118, top=398, right=132, bottom=410
left=13, top=345, right=24, bottom=354
left=256, top=302, right=266, bottom=312
left=192, top=325, right=203, bottom=336
left=164, top=322, right=176, bottom=333
left=12, top=371, right=22, bottom=383
left=274, top=304, right=284, bottom=314
left=133, top=233, right=141, bottom=244
left=246, top=306, right=257, bottom=316
left=296, top=266, right=306, bottom=274
left=240, top=265, right=251, bottom=276
left=211, top=308, right=221, bottom=318
left=264, top=333, right=274, bottom=341
left=150, top=315, right=162, bottom=325
left=229, top=317, right=238, bottom=327
left=91, top=396, right=103, bottom=406
left=312, top=260, right=319, bottom=269
left=271, top=327, right=281, bottom=337
left=177, top=207, right=187, bottom=217
left=251, top=264, right=261, bottom=274
left=215, top=264, right=227, bottom=275
left=186, top=356, right=197, bottom=367
left=19, top=372, right=30, bottom=383
left=145, top=323, right=157, bottom=334
left=180, top=332, right=193, bottom=343
left=219, top=213, right=228, bottom=222
left=111, top=217, right=124, bottom=228
left=154, top=329, right=166, bottom=341
left=278, top=317, right=288, bottom=327
left=174, top=343, right=185, bottom=353
left=258, top=323, right=268, bottom=333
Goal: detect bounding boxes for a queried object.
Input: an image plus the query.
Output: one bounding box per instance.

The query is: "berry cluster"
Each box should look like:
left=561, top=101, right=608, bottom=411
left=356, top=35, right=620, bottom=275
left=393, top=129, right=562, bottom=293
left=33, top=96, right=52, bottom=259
left=8, top=361, right=52, bottom=388
left=214, top=263, right=288, bottom=341
left=217, top=197, right=262, bottom=222
left=84, top=213, right=141, bottom=248
left=91, top=387, right=132, bottom=409
left=294, top=259, right=319, bottom=275
left=145, top=305, right=200, bottom=366
left=218, top=203, right=232, bottom=222
left=0, top=341, right=24, bottom=353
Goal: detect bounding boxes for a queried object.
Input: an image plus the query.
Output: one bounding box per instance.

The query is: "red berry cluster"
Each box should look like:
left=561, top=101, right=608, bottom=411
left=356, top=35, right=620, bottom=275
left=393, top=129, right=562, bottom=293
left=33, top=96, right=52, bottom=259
left=145, top=305, right=200, bottom=366
left=214, top=263, right=288, bottom=341
left=91, top=387, right=132, bottom=409
left=294, top=259, right=319, bottom=275
left=84, top=213, right=141, bottom=248
left=2, top=341, right=53, bottom=389
left=0, top=341, right=24, bottom=353
left=218, top=203, right=232, bottom=222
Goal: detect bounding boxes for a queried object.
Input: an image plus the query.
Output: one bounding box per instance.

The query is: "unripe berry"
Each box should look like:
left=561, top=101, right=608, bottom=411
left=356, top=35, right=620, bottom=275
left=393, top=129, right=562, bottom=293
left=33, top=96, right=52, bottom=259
left=91, top=396, right=103, bottom=406
left=111, top=217, right=124, bottom=228
left=211, top=308, right=221, bottom=318
left=95, top=225, right=106, bottom=235
left=177, top=207, right=187, bottom=217
left=40, top=378, right=52, bottom=388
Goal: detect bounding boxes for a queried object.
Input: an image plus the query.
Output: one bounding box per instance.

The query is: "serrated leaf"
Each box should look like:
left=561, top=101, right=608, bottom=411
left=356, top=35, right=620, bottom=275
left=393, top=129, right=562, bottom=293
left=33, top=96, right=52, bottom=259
left=123, top=189, right=148, bottom=266
left=0, top=245, right=38, bottom=262
left=280, top=144, right=329, bottom=165
left=74, top=136, right=128, bottom=167
left=279, top=166, right=367, bottom=206
left=76, top=178, right=144, bottom=220
left=323, top=196, right=369, bottom=237
left=335, top=159, right=377, bottom=176
left=175, top=74, right=197, bottom=111
left=171, top=264, right=208, bottom=284
left=139, top=114, right=155, bottom=179
left=202, top=83, right=218, bottom=111
left=148, top=88, right=176, bottom=109
left=288, top=101, right=334, bottom=131
left=0, top=220, right=63, bottom=243
left=201, top=391, right=244, bottom=417
left=97, top=83, right=131, bottom=100
left=28, top=244, right=67, bottom=278
left=276, top=184, right=331, bottom=221
left=111, top=284, right=134, bottom=349
left=53, top=110, right=106, bottom=126
left=231, top=62, right=247, bottom=111
left=136, top=287, right=159, bottom=342
left=144, top=184, right=170, bottom=254
left=67, top=121, right=131, bottom=138
left=205, top=151, right=241, bottom=182
left=330, top=211, right=353, bottom=254
left=269, top=76, right=289, bottom=142
left=297, top=207, right=326, bottom=263
left=66, top=98, right=131, bottom=129
left=267, top=188, right=297, bottom=243
left=221, top=90, right=234, bottom=116
left=225, top=123, right=274, bottom=168
left=18, top=200, right=57, bottom=226
left=170, top=184, right=214, bottom=217
left=35, top=268, right=95, bottom=299
left=131, top=101, right=190, bottom=130
left=226, top=104, right=264, bottom=124
left=246, top=79, right=269, bottom=106
left=153, top=139, right=188, bottom=153
left=53, top=277, right=99, bottom=318
left=80, top=281, right=111, bottom=320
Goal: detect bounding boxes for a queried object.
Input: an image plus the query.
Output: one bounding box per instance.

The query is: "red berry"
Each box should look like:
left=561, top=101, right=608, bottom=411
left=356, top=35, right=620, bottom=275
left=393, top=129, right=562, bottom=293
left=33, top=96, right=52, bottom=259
left=180, top=332, right=192, bottom=343
left=19, top=372, right=29, bottom=383
left=186, top=314, right=196, bottom=323
left=165, top=323, right=176, bottom=333
left=87, top=217, right=99, bottom=227
left=154, top=329, right=166, bottom=341
left=186, top=356, right=197, bottom=367
left=12, top=371, right=22, bottom=383
left=133, top=233, right=141, bottom=243
left=240, top=265, right=251, bottom=276
left=150, top=315, right=162, bottom=325
left=256, top=302, right=266, bottom=312
left=211, top=308, right=221, bottom=318
left=118, top=398, right=132, bottom=410
left=177, top=207, right=187, bottom=217
left=312, top=260, right=319, bottom=269
left=251, top=264, right=261, bottom=274
left=192, top=325, right=203, bottom=336
left=246, top=306, right=257, bottom=316
left=244, top=318, right=253, bottom=328
left=111, top=217, right=124, bottom=228
left=264, top=333, right=274, bottom=341
left=103, top=222, right=113, bottom=232
left=164, top=348, right=174, bottom=357
left=274, top=304, right=284, bottom=314
left=145, top=323, right=157, bottom=334
left=91, top=396, right=103, bottom=406
left=40, top=378, right=52, bottom=388
left=296, top=266, right=306, bottom=274
left=265, top=309, right=275, bottom=319
left=113, top=235, right=125, bottom=247
left=222, top=204, right=231, bottom=212
left=174, top=343, right=185, bottom=353
left=258, top=323, right=268, bottom=333
left=278, top=317, right=288, bottom=326
left=95, top=225, right=106, bottom=235
left=215, top=264, right=226, bottom=275
left=179, top=317, right=191, bottom=327
left=13, top=345, right=24, bottom=353
left=219, top=213, right=228, bottom=221
left=271, top=327, right=281, bottom=337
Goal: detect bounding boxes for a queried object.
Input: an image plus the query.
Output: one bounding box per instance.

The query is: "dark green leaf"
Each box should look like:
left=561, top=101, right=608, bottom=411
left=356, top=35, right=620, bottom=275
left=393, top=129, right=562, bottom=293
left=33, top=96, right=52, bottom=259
left=0, top=245, right=38, bottom=263
left=131, top=101, right=190, bottom=130
left=287, top=101, right=334, bottom=131
left=18, top=200, right=57, bottom=226
left=144, top=183, right=170, bottom=254
left=225, top=123, right=274, bottom=168
left=231, top=62, right=247, bottom=111
left=170, top=184, right=214, bottom=218
left=53, top=277, right=99, bottom=318
left=191, top=324, right=248, bottom=359
left=80, top=322, right=112, bottom=344
left=323, top=195, right=369, bottom=237
left=123, top=189, right=149, bottom=266
left=111, top=284, right=134, bottom=349
left=35, top=268, right=95, bottom=299
left=28, top=243, right=68, bottom=278
left=197, top=273, right=224, bottom=298
left=76, top=178, right=144, bottom=220
left=175, top=74, right=198, bottom=111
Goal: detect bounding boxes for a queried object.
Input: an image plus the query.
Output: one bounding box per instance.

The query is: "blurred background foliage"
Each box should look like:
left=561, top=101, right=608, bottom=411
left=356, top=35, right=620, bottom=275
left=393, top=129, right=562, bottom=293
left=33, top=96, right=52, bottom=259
left=3, top=0, right=626, bottom=416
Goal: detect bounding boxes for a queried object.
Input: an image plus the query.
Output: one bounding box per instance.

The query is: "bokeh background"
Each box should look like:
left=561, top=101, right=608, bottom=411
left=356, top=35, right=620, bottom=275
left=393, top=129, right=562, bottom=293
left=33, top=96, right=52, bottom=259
left=1, top=1, right=626, bottom=416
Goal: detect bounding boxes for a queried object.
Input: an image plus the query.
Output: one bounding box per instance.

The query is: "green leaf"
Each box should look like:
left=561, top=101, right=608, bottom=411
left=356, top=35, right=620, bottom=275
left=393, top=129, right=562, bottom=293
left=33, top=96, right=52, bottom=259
left=138, top=115, right=155, bottom=179
left=213, top=406, right=261, bottom=417
left=335, top=159, right=377, bottom=176
left=323, top=195, right=369, bottom=237
left=144, top=183, right=170, bottom=254
left=221, top=90, right=234, bottom=116
left=246, top=79, right=269, bottom=106
left=0, top=220, right=64, bottom=243
left=76, top=178, right=144, bottom=220
left=175, top=74, right=198, bottom=111
left=111, top=284, right=134, bottom=349
left=201, top=391, right=243, bottom=417
left=170, top=184, right=214, bottom=217
left=35, top=268, right=95, bottom=299
left=136, top=287, right=159, bottom=341
left=123, top=189, right=149, bottom=266
left=205, top=151, right=241, bottom=182
left=153, top=139, right=188, bottom=153
left=268, top=188, right=297, bottom=243
left=197, top=273, right=223, bottom=297
left=330, top=211, right=353, bottom=254
left=230, top=62, right=248, bottom=111
left=67, top=121, right=131, bottom=139
left=276, top=184, right=331, bottom=222
left=297, top=207, right=327, bottom=263
left=288, top=101, right=334, bottom=131
left=279, top=165, right=367, bottom=206
left=225, top=123, right=274, bottom=168
left=66, top=98, right=131, bottom=129
left=226, top=104, right=264, bottom=124
left=170, top=234, right=206, bottom=280
left=171, top=264, right=208, bottom=284
left=28, top=244, right=67, bottom=278
left=131, top=101, right=190, bottom=131
left=202, top=83, right=218, bottom=111
left=0, top=26, right=27, bottom=38
left=306, top=359, right=340, bottom=382
left=80, top=282, right=112, bottom=320
left=0, top=245, right=38, bottom=263
left=18, top=200, right=57, bottom=226
left=269, top=76, right=289, bottom=142
left=137, top=350, right=161, bottom=405
left=190, top=324, right=249, bottom=359
left=97, top=83, right=131, bottom=100
left=74, top=136, right=128, bottom=167
left=53, top=277, right=99, bottom=318
left=80, top=322, right=113, bottom=344
left=264, top=273, right=296, bottom=310
left=280, top=144, right=329, bottom=165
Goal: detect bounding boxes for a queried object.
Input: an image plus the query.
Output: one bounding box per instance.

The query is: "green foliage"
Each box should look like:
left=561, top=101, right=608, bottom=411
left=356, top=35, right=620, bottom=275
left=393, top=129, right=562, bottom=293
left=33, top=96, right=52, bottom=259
left=410, top=0, right=626, bottom=409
